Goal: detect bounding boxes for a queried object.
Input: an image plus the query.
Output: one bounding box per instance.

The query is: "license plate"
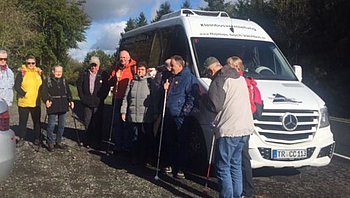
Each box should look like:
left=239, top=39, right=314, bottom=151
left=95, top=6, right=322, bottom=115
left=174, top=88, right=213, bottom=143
left=272, top=149, right=307, bottom=160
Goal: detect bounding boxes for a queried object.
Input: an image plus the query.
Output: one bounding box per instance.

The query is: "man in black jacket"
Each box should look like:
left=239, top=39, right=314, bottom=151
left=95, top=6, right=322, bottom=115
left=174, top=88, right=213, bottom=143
left=76, top=56, right=109, bottom=149
left=42, top=65, right=74, bottom=151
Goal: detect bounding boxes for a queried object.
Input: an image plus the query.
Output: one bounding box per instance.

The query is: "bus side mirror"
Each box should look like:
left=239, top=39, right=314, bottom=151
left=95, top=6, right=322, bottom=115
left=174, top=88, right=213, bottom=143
left=293, top=65, right=302, bottom=82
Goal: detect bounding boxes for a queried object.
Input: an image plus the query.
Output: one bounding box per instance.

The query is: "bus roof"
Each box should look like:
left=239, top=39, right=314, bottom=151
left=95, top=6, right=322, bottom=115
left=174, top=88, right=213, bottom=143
left=122, top=9, right=273, bottom=42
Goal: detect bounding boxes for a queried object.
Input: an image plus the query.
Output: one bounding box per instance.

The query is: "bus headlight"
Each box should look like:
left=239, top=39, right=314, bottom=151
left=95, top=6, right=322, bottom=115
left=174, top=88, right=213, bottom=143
left=319, top=106, right=330, bottom=128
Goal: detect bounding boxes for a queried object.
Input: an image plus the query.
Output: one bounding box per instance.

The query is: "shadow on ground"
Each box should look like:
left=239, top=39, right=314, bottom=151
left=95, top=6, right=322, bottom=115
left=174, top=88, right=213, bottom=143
left=97, top=151, right=218, bottom=198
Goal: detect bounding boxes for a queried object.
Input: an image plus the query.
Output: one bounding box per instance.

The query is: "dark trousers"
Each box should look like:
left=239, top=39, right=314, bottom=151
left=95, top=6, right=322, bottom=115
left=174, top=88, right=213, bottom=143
left=17, top=106, right=41, bottom=140
left=161, top=115, right=188, bottom=173
left=242, top=136, right=254, bottom=197
left=83, top=103, right=104, bottom=147
left=129, top=122, right=154, bottom=163
left=112, top=99, right=130, bottom=151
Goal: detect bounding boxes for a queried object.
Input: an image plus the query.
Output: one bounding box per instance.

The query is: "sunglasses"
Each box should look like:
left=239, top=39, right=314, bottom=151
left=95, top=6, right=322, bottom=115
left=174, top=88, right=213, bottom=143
left=27, top=62, right=36, bottom=65
left=90, top=63, right=97, bottom=67
left=0, top=58, right=7, bottom=61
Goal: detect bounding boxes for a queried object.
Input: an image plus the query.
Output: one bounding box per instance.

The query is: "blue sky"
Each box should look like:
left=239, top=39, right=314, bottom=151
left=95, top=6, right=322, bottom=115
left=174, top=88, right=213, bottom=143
left=68, top=0, right=207, bottom=61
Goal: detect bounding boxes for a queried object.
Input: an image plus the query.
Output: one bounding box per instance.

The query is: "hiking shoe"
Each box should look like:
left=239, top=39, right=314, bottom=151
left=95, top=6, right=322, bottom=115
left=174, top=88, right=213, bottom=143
left=47, top=143, right=54, bottom=152
left=162, top=166, right=172, bottom=175
left=55, top=143, right=68, bottom=150
left=174, top=170, right=185, bottom=179
left=34, top=139, right=41, bottom=146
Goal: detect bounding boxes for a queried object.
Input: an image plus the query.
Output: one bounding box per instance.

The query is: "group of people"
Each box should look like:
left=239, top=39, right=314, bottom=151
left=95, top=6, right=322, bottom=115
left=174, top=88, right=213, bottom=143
left=0, top=48, right=257, bottom=197
left=82, top=51, right=199, bottom=180
left=82, top=50, right=256, bottom=197
left=77, top=52, right=257, bottom=197
left=0, top=50, right=74, bottom=151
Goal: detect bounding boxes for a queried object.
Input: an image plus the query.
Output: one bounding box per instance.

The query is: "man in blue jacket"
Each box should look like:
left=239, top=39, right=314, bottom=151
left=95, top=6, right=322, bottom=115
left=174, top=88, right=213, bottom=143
left=162, top=55, right=198, bottom=179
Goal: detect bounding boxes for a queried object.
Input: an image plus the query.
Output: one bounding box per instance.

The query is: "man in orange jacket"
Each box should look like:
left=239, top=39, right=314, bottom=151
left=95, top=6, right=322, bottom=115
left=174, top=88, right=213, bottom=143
left=108, top=50, right=137, bottom=153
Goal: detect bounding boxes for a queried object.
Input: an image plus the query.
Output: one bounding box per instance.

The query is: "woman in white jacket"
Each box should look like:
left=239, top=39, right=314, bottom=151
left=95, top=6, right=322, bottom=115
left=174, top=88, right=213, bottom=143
left=0, top=50, right=14, bottom=107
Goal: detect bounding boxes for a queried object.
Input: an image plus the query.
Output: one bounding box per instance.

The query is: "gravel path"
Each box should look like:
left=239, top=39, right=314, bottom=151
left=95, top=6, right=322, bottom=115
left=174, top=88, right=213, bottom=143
left=0, top=103, right=219, bottom=198
left=2, top=103, right=349, bottom=197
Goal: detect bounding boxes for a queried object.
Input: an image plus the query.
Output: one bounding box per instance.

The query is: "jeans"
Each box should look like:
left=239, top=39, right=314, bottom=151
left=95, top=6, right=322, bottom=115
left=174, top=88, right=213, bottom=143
left=47, top=113, right=66, bottom=144
left=215, top=136, right=248, bottom=198
left=17, top=106, right=41, bottom=140
left=242, top=136, right=254, bottom=197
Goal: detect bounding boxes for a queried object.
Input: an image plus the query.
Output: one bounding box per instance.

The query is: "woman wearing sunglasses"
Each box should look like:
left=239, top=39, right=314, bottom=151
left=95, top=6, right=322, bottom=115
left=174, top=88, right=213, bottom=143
left=14, top=55, right=43, bottom=147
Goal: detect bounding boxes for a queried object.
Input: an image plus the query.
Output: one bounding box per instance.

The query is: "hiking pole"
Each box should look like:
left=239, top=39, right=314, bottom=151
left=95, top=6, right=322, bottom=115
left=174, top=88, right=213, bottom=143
left=203, top=123, right=216, bottom=194
left=71, top=109, right=82, bottom=147
left=103, top=98, right=117, bottom=155
left=154, top=88, right=168, bottom=181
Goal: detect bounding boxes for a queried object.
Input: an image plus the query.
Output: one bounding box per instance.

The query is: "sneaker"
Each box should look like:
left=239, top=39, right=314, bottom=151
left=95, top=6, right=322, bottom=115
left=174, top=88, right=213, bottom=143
left=162, top=166, right=172, bottom=175
left=55, top=143, right=68, bottom=150
left=175, top=170, right=185, bottom=179
left=47, top=143, right=54, bottom=152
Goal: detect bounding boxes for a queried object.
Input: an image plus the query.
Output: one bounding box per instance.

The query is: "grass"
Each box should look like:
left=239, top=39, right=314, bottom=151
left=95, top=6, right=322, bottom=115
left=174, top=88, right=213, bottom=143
left=69, top=84, right=112, bottom=105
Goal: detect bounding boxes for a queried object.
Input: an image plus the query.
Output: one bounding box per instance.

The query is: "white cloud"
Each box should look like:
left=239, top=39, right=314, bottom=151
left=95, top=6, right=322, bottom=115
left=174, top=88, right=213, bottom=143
left=84, top=0, right=153, bottom=21
left=68, top=41, right=90, bottom=61
left=91, top=21, right=126, bottom=51
left=68, top=21, right=126, bottom=61
left=69, top=0, right=216, bottom=61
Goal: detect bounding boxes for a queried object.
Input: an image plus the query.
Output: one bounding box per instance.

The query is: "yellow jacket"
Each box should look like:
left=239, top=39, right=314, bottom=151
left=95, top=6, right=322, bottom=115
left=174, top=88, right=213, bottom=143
left=16, top=65, right=42, bottom=107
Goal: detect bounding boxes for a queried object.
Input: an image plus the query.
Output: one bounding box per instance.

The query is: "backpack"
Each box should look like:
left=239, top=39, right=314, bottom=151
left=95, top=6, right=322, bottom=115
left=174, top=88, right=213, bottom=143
left=245, top=77, right=263, bottom=119
left=47, top=77, right=68, bottom=95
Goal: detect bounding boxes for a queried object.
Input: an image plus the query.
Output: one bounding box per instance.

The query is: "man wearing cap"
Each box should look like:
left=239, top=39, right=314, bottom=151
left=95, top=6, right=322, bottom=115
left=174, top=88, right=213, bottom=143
left=204, top=57, right=255, bottom=198
left=76, top=56, right=109, bottom=149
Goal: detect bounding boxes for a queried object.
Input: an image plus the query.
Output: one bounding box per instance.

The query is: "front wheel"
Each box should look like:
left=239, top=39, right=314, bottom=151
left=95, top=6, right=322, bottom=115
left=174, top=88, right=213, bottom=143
left=185, top=117, right=208, bottom=175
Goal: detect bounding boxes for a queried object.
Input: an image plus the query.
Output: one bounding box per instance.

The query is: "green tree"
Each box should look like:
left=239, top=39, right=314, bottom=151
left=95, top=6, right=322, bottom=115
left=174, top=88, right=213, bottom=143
left=233, top=0, right=276, bottom=39
left=202, top=0, right=234, bottom=16
left=203, top=0, right=226, bottom=11
left=0, top=0, right=40, bottom=68
left=181, top=0, right=191, bottom=9
left=20, top=0, right=91, bottom=69
left=152, top=1, right=172, bottom=22
left=136, top=12, right=148, bottom=28
left=64, top=57, right=84, bottom=84
left=83, top=49, right=113, bottom=71
left=124, top=17, right=137, bottom=33
left=232, top=0, right=350, bottom=116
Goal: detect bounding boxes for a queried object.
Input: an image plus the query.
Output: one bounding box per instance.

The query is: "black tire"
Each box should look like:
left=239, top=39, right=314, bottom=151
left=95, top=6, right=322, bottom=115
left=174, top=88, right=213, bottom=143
left=185, top=117, right=208, bottom=175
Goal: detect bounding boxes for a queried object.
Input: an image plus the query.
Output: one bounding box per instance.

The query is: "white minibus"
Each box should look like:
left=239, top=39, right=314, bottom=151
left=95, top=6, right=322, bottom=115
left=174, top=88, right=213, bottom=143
left=119, top=9, right=335, bottom=171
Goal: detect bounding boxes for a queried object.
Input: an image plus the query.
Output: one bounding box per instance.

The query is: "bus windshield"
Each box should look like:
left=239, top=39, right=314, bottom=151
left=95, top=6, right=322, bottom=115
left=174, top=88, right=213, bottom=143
left=192, top=38, right=297, bottom=80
